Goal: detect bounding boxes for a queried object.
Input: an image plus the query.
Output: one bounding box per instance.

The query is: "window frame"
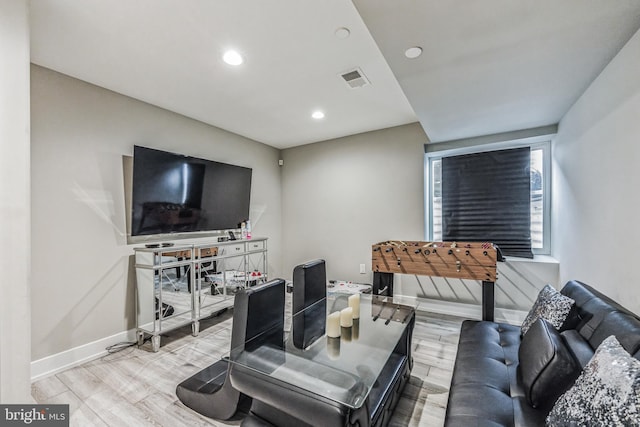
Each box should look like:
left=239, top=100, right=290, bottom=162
left=424, top=138, right=552, bottom=256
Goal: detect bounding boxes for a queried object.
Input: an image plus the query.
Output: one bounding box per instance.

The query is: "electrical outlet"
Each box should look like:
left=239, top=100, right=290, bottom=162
left=359, top=264, right=366, bottom=274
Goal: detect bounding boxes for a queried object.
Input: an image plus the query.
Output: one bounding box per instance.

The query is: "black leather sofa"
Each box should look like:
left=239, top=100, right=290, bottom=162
left=445, top=280, right=640, bottom=426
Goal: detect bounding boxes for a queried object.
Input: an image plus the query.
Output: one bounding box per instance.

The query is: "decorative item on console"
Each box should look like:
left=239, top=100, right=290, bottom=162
left=239, top=219, right=252, bottom=240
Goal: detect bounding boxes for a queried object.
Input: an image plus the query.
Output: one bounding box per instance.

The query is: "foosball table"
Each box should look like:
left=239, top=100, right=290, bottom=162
left=372, top=240, right=500, bottom=321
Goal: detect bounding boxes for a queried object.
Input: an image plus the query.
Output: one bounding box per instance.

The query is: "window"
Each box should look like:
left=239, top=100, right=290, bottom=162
left=426, top=140, right=551, bottom=256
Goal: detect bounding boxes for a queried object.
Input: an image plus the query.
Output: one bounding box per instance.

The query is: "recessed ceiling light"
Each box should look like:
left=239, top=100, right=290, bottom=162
left=335, top=27, right=350, bottom=39
left=223, top=50, right=243, bottom=66
left=312, top=111, right=325, bottom=120
left=404, top=46, right=423, bottom=59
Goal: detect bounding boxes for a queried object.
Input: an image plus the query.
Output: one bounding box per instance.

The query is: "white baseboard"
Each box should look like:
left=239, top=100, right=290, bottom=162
left=31, top=298, right=526, bottom=382
left=414, top=296, right=527, bottom=325
left=31, top=328, right=137, bottom=382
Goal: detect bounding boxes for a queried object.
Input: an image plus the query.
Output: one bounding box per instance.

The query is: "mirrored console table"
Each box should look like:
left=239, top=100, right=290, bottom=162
left=134, top=237, right=268, bottom=351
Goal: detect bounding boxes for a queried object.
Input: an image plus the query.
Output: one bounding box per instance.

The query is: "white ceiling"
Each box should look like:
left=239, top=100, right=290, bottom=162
left=29, top=0, right=416, bottom=149
left=30, top=1, right=640, bottom=149
left=353, top=0, right=640, bottom=143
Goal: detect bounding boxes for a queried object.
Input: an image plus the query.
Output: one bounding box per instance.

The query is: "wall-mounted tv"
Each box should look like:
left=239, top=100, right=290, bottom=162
left=131, top=145, right=252, bottom=237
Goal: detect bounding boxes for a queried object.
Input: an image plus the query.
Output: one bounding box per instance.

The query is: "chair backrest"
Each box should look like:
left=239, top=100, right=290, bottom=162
left=230, top=279, right=286, bottom=353
left=292, top=259, right=327, bottom=349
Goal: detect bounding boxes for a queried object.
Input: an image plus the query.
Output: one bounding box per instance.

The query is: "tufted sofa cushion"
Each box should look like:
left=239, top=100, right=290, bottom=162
left=445, top=321, right=549, bottom=427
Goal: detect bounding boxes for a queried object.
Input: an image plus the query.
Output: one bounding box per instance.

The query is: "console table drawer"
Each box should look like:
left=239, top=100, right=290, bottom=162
left=221, top=243, right=245, bottom=255
left=248, top=241, right=265, bottom=251
left=198, top=246, right=218, bottom=257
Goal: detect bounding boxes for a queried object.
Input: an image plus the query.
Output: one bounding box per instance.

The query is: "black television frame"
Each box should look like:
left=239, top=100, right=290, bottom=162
left=129, top=145, right=252, bottom=240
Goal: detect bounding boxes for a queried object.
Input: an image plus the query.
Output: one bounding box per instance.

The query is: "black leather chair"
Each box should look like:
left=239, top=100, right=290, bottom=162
left=176, top=278, right=286, bottom=420
left=231, top=261, right=415, bottom=427
left=292, top=259, right=327, bottom=349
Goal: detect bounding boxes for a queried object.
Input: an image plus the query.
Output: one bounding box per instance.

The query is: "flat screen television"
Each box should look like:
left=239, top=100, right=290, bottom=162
left=131, top=145, right=252, bottom=237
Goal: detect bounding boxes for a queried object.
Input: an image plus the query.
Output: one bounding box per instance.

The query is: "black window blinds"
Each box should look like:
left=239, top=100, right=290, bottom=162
left=441, top=147, right=533, bottom=258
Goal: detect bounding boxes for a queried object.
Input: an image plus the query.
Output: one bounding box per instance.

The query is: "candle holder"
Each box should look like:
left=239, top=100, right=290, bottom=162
left=341, top=326, right=352, bottom=342
left=327, top=336, right=340, bottom=360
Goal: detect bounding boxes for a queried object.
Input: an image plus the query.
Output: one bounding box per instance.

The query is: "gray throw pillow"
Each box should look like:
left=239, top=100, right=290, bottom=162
left=521, top=284, right=574, bottom=336
left=546, top=335, right=640, bottom=426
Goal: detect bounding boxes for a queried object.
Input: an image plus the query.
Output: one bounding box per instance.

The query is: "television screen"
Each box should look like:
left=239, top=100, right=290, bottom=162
left=131, top=145, right=252, bottom=237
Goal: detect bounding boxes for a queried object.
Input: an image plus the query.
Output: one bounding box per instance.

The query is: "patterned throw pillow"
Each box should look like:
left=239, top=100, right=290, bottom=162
left=521, top=284, right=574, bottom=335
left=546, top=335, right=640, bottom=426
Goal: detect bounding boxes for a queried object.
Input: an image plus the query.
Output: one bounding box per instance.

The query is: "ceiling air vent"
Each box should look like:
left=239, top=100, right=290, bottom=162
left=340, top=68, right=370, bottom=89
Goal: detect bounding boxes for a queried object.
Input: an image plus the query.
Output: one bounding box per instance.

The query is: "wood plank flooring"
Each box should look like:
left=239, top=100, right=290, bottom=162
left=32, top=306, right=464, bottom=427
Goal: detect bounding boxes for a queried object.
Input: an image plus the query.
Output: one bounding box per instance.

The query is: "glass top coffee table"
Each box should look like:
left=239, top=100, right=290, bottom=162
left=228, top=293, right=416, bottom=409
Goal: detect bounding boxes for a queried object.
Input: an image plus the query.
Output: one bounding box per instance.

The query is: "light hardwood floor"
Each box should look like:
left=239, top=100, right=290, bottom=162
left=32, top=307, right=464, bottom=427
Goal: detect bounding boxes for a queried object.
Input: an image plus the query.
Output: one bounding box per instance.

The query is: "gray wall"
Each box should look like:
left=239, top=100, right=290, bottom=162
left=281, top=123, right=429, bottom=281
left=30, top=65, right=283, bottom=361
left=280, top=119, right=559, bottom=319
left=553, top=27, right=640, bottom=313
left=0, top=0, right=31, bottom=402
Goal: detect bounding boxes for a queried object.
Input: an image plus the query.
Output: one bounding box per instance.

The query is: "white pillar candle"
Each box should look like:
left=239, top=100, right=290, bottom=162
left=348, top=294, right=360, bottom=319
left=327, top=311, right=341, bottom=338
left=340, top=307, right=353, bottom=328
